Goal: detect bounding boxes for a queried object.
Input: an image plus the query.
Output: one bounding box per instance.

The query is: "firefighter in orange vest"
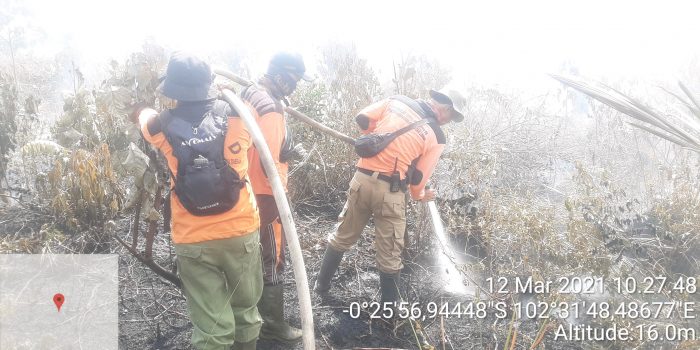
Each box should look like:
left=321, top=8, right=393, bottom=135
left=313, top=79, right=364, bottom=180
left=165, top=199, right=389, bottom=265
left=136, top=52, right=263, bottom=350
left=314, top=89, right=465, bottom=306
left=240, top=52, right=311, bottom=343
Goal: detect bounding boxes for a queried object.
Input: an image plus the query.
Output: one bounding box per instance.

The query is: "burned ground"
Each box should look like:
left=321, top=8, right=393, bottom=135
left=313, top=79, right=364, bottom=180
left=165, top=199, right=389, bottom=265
left=2, top=203, right=590, bottom=350
left=1, top=41, right=699, bottom=350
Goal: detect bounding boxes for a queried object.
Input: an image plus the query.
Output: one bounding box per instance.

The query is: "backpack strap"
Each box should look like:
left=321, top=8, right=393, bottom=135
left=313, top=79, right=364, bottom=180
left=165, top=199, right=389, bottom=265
left=390, top=118, right=430, bottom=138
left=158, top=109, right=178, bottom=180
left=389, top=95, right=436, bottom=120
left=389, top=95, right=446, bottom=145
left=211, top=100, right=230, bottom=169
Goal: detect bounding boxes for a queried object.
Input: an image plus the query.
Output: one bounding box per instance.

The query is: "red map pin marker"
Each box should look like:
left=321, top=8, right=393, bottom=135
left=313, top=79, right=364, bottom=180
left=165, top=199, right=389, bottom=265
left=53, top=293, right=65, bottom=312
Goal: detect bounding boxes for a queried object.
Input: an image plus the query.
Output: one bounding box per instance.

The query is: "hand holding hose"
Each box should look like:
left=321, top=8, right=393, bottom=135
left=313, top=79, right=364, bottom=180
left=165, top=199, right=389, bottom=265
left=421, top=185, right=436, bottom=202
left=127, top=101, right=150, bottom=124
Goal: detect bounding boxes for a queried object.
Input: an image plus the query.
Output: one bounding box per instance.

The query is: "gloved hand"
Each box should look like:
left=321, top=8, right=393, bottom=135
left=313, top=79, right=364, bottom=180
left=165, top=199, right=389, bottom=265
left=279, top=143, right=308, bottom=163
left=293, top=144, right=308, bottom=160
left=127, top=101, right=150, bottom=124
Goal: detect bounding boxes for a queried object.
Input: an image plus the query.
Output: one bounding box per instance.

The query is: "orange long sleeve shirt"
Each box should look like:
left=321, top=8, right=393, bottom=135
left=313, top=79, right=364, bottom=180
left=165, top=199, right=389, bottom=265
left=355, top=98, right=446, bottom=200
left=241, top=84, right=289, bottom=195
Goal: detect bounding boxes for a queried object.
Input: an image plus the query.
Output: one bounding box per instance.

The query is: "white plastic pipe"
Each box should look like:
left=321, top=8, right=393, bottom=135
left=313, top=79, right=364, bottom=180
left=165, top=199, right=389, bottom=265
left=220, top=89, right=315, bottom=350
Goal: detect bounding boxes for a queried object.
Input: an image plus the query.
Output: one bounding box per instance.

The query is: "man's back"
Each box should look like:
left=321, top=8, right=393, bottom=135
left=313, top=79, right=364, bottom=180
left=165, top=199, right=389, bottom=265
left=140, top=99, right=259, bottom=244
left=355, top=98, right=446, bottom=199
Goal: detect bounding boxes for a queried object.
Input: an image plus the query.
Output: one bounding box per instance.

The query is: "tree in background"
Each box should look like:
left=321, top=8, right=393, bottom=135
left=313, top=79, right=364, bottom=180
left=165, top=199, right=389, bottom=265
left=287, top=42, right=383, bottom=209
left=0, top=72, right=17, bottom=191
left=392, top=53, right=451, bottom=98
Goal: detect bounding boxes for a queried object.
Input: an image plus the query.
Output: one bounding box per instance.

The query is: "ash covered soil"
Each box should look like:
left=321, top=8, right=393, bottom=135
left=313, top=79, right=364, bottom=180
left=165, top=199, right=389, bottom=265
left=116, top=216, right=505, bottom=350
left=1, top=204, right=581, bottom=350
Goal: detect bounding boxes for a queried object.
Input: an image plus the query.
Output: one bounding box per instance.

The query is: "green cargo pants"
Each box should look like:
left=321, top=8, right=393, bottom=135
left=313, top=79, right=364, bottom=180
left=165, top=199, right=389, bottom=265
left=175, top=230, right=263, bottom=350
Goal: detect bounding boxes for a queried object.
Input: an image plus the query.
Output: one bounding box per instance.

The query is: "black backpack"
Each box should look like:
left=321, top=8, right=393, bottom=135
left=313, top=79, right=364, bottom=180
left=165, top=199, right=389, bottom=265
left=161, top=100, right=244, bottom=216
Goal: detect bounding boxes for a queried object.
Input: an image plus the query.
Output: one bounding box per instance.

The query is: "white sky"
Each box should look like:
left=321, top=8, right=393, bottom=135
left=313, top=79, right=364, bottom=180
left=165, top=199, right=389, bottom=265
left=14, top=0, right=700, bottom=93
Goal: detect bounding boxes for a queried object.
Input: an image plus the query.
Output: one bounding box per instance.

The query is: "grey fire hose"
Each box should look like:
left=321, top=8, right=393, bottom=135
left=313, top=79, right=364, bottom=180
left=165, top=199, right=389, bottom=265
left=219, top=88, right=316, bottom=350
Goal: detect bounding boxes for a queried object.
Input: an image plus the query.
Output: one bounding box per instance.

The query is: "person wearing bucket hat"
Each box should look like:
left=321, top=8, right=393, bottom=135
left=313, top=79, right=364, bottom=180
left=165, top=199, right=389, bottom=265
left=135, top=51, right=263, bottom=350
left=314, top=87, right=466, bottom=310
left=239, top=51, right=311, bottom=344
left=157, top=51, right=220, bottom=102
left=429, top=88, right=466, bottom=122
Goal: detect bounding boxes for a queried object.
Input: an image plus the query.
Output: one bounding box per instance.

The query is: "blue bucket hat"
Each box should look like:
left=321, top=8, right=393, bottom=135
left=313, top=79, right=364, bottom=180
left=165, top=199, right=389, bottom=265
left=158, top=51, right=219, bottom=102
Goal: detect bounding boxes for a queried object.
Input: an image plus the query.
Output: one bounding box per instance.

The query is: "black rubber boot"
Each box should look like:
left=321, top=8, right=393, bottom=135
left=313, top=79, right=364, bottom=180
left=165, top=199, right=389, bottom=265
left=258, top=285, right=303, bottom=343
left=379, top=271, right=401, bottom=305
left=231, top=339, right=256, bottom=350
left=313, top=245, right=344, bottom=296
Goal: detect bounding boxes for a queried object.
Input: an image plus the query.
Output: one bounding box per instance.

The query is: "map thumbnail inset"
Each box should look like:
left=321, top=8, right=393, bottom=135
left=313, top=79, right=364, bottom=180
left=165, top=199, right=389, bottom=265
left=0, top=254, right=118, bottom=350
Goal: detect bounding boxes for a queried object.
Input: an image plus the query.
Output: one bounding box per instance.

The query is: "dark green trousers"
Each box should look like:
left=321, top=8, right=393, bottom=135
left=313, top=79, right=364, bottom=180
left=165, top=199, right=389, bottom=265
left=175, top=230, right=263, bottom=349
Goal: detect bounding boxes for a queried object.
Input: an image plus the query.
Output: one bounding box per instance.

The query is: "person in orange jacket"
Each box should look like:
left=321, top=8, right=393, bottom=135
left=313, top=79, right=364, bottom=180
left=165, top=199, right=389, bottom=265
left=240, top=51, right=311, bottom=344
left=136, top=52, right=262, bottom=350
left=314, top=88, right=465, bottom=307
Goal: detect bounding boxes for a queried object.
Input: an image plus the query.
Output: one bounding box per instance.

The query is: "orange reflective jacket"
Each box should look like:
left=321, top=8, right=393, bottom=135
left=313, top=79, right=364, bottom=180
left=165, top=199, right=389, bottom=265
left=355, top=98, right=446, bottom=200
left=241, top=85, right=289, bottom=195
left=140, top=101, right=260, bottom=244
